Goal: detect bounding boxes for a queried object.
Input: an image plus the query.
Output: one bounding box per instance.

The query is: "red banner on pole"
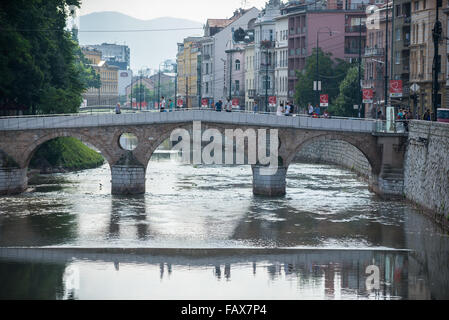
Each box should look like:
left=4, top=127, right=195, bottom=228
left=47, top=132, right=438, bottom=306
left=362, top=89, right=374, bottom=103
left=320, top=94, right=329, bottom=107
left=201, top=98, right=208, bottom=107
left=232, top=98, right=239, bottom=107
left=177, top=99, right=183, bottom=107
left=390, top=80, right=403, bottom=98
left=268, top=96, right=277, bottom=107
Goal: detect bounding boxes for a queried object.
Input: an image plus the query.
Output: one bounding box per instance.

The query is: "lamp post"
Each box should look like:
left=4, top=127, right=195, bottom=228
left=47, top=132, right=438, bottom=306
left=315, top=27, right=335, bottom=109
left=432, top=0, right=443, bottom=122
left=225, top=47, right=243, bottom=105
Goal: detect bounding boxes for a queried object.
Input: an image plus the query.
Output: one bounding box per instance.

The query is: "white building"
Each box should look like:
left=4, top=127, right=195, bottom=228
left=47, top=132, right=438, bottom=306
left=274, top=12, right=289, bottom=108
left=211, top=8, right=260, bottom=103
left=254, top=0, right=282, bottom=112
left=245, top=44, right=256, bottom=111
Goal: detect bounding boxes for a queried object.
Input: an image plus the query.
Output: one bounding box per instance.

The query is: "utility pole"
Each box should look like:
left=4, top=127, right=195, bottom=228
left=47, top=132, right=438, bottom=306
left=265, top=47, right=269, bottom=112
left=384, top=2, right=390, bottom=112
left=174, top=64, right=178, bottom=107
left=391, top=0, right=395, bottom=80
left=229, top=51, right=233, bottom=101
left=432, top=0, right=443, bottom=122
left=358, top=17, right=363, bottom=118
left=186, top=76, right=189, bottom=108
left=158, top=66, right=161, bottom=106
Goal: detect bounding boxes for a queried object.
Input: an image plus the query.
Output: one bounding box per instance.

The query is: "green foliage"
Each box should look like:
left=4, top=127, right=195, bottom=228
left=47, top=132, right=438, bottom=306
left=329, top=66, right=363, bottom=117
left=130, top=84, right=155, bottom=103
left=75, top=48, right=101, bottom=90
left=293, top=48, right=351, bottom=109
left=0, top=0, right=89, bottom=115
left=30, top=137, right=104, bottom=171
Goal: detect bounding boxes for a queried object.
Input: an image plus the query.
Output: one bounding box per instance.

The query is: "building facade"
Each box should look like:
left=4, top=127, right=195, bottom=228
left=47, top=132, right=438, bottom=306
left=82, top=48, right=119, bottom=106
left=275, top=13, right=289, bottom=108
left=177, top=37, right=203, bottom=108
left=286, top=2, right=368, bottom=103
left=254, top=0, right=282, bottom=112
left=409, top=0, right=447, bottom=119
left=245, top=44, right=256, bottom=111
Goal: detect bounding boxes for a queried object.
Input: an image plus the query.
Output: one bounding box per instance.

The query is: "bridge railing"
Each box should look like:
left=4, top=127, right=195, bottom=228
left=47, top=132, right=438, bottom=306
left=0, top=108, right=409, bottom=135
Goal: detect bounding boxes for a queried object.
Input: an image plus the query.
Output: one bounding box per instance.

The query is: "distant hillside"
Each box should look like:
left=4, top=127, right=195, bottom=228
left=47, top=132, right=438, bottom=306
left=79, top=12, right=203, bottom=71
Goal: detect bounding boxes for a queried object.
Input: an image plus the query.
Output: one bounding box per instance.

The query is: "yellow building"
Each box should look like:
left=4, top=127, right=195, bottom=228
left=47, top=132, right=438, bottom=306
left=82, top=47, right=119, bottom=107
left=176, top=37, right=203, bottom=108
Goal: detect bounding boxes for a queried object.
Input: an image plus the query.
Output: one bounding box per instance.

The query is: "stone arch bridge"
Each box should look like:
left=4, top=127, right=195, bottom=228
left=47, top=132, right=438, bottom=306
left=0, top=111, right=407, bottom=197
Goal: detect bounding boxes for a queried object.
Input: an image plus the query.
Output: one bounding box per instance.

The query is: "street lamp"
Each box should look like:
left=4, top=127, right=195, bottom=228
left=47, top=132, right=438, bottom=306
left=315, top=27, right=337, bottom=110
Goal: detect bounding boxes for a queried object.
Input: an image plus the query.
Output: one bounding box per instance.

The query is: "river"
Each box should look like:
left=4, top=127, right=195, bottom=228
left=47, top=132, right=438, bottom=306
left=0, top=154, right=448, bottom=300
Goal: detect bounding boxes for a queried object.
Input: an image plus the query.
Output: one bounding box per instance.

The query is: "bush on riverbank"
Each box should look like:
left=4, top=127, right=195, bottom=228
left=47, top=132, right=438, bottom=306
left=30, top=137, right=104, bottom=172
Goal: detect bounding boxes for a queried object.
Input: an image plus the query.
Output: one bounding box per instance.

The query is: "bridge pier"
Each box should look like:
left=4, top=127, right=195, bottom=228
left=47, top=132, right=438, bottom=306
left=252, top=165, right=287, bottom=197
left=369, top=136, right=407, bottom=198
left=0, top=167, right=28, bottom=195
left=111, top=165, right=146, bottom=195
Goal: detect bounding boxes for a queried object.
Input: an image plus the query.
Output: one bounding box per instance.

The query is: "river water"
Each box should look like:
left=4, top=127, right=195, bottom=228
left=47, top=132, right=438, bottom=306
left=0, top=154, right=448, bottom=300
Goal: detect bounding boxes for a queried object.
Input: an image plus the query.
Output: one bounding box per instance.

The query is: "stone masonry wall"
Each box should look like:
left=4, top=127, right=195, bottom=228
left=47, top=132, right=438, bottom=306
left=0, top=168, right=28, bottom=195
left=111, top=165, right=146, bottom=195
left=404, top=121, right=449, bottom=223
left=252, top=166, right=287, bottom=196
left=295, top=139, right=372, bottom=179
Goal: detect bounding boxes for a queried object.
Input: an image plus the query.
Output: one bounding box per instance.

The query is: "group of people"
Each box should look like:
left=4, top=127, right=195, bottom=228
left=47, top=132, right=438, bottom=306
left=276, top=102, right=294, bottom=116
left=307, top=103, right=330, bottom=118
left=214, top=98, right=235, bottom=112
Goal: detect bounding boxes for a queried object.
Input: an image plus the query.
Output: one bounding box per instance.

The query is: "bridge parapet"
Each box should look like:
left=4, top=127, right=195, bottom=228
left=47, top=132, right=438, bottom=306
left=0, top=111, right=377, bottom=133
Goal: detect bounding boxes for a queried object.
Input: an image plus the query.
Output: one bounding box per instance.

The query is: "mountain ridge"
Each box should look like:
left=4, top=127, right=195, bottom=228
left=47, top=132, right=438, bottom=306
left=79, top=11, right=204, bottom=71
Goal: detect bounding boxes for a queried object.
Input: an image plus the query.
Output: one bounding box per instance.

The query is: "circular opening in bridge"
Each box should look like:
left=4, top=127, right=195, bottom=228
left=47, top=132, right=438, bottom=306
left=119, top=133, right=138, bottom=151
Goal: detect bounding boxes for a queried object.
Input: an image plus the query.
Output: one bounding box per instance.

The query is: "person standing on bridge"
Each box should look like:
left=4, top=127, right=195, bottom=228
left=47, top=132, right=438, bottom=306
left=168, top=99, right=174, bottom=112
left=308, top=103, right=314, bottom=116
left=115, top=103, right=121, bottom=114
left=225, top=98, right=232, bottom=113
left=277, top=103, right=285, bottom=116
left=160, top=96, right=166, bottom=112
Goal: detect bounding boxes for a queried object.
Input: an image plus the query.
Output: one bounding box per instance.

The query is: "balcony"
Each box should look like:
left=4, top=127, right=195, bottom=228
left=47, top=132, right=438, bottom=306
left=202, top=54, right=211, bottom=61
left=364, top=47, right=385, bottom=57
left=403, top=38, right=410, bottom=47
left=345, top=25, right=367, bottom=33
left=247, top=89, right=256, bottom=99
left=345, top=47, right=364, bottom=55
left=260, top=40, right=275, bottom=49
left=404, top=16, right=411, bottom=24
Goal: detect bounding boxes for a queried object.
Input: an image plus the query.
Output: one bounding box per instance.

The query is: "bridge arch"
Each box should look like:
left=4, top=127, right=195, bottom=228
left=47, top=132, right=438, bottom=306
left=283, top=132, right=381, bottom=177
left=23, top=131, right=115, bottom=169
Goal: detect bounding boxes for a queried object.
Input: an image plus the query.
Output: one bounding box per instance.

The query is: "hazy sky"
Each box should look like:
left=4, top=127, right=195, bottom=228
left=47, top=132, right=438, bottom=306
left=79, top=0, right=267, bottom=22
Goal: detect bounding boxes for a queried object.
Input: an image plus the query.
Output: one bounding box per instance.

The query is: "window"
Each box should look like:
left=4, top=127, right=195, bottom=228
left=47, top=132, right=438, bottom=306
left=396, top=28, right=401, bottom=41
left=423, top=0, right=426, bottom=9
left=395, top=51, right=401, bottom=64
left=414, top=1, right=419, bottom=11
left=235, top=59, right=240, bottom=71
left=235, top=80, right=240, bottom=93
left=206, top=82, right=209, bottom=94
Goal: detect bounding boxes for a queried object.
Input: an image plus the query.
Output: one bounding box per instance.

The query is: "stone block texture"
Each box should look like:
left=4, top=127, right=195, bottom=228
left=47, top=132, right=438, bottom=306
left=0, top=168, right=27, bottom=195
left=252, top=166, right=287, bottom=196
left=295, top=139, right=372, bottom=179
left=111, top=165, right=146, bottom=195
left=404, top=121, right=449, bottom=220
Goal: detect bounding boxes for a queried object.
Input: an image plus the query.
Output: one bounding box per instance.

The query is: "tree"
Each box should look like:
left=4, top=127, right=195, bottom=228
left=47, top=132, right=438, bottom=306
left=0, top=0, right=86, bottom=115
left=130, top=84, right=154, bottom=103
left=293, top=48, right=350, bottom=110
left=329, top=66, right=363, bottom=118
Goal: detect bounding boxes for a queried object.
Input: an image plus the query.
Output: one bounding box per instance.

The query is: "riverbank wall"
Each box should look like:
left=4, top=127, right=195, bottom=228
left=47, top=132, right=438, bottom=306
left=404, top=121, right=449, bottom=226
left=295, top=121, right=449, bottom=227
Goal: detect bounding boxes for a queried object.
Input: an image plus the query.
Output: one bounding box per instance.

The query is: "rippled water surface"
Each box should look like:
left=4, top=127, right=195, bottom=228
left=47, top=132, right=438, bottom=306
left=0, top=157, right=448, bottom=299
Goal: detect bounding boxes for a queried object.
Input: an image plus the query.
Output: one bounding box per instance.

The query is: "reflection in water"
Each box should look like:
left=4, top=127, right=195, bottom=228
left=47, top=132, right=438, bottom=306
left=0, top=156, right=448, bottom=299
left=0, top=248, right=437, bottom=300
